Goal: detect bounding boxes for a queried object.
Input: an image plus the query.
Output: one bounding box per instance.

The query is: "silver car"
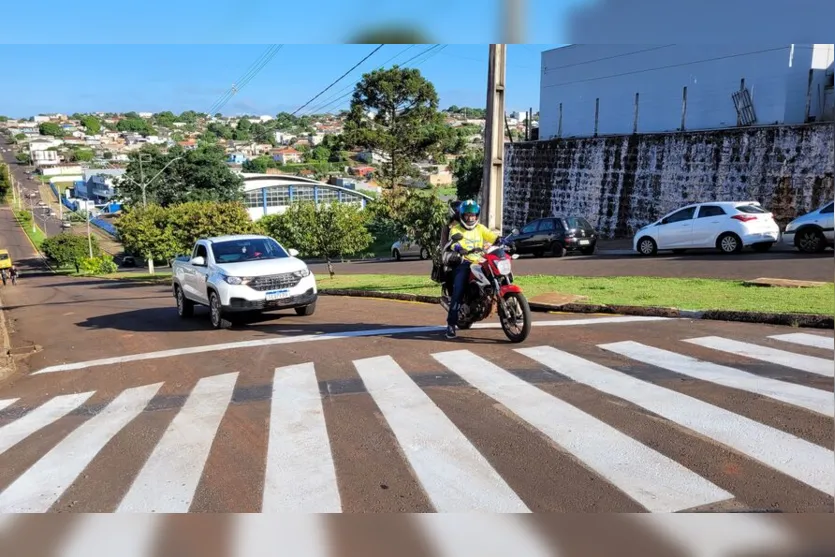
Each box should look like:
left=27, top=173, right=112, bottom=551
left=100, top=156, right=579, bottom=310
left=782, top=201, right=834, bottom=253
left=391, top=236, right=429, bottom=261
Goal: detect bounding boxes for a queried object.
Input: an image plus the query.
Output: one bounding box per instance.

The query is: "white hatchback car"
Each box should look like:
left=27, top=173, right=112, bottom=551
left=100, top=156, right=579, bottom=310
left=781, top=200, right=834, bottom=253
left=633, top=201, right=780, bottom=255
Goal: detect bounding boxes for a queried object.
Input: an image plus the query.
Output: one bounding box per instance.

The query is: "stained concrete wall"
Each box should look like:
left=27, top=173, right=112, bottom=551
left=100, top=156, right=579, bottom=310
left=503, top=123, right=834, bottom=238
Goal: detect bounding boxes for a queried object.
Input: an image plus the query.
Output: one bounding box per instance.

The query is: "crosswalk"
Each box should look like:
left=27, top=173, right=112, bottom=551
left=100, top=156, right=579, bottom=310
left=0, top=331, right=831, bottom=514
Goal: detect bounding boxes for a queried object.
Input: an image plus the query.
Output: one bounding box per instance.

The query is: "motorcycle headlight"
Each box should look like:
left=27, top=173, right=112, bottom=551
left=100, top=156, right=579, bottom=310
left=496, top=260, right=512, bottom=275
left=293, top=268, right=310, bottom=278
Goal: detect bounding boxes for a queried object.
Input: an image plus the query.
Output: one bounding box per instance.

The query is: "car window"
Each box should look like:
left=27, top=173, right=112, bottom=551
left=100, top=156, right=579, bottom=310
left=665, top=207, right=696, bottom=223
left=697, top=205, right=726, bottom=218
left=563, top=217, right=589, bottom=229
left=735, top=204, right=767, bottom=214
left=0, top=254, right=8, bottom=261
left=820, top=202, right=834, bottom=214
left=521, top=221, right=539, bottom=234
left=193, top=244, right=208, bottom=260
left=211, top=238, right=288, bottom=263
left=538, top=219, right=555, bottom=232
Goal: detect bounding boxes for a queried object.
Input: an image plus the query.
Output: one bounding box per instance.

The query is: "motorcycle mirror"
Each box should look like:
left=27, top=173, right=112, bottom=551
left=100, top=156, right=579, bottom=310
left=511, top=228, right=520, bottom=236
left=450, top=233, right=464, bottom=241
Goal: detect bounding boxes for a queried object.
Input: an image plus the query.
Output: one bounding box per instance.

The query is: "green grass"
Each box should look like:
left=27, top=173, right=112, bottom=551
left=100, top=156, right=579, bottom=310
left=13, top=213, right=47, bottom=249
left=315, top=274, right=835, bottom=315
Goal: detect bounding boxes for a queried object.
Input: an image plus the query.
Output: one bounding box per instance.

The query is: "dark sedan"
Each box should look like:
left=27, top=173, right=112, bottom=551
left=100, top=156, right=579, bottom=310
left=506, top=216, right=598, bottom=257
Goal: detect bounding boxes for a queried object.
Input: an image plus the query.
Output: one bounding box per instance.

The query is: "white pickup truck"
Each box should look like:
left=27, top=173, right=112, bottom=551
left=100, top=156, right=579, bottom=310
left=171, top=234, right=318, bottom=329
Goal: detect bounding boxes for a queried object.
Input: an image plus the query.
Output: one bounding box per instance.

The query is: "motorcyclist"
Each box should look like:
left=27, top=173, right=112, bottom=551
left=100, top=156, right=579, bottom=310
left=445, top=199, right=500, bottom=338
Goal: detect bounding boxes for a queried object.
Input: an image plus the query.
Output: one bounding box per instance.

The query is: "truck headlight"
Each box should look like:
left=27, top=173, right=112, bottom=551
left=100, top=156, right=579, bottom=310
left=223, top=275, right=252, bottom=285
left=293, top=268, right=310, bottom=278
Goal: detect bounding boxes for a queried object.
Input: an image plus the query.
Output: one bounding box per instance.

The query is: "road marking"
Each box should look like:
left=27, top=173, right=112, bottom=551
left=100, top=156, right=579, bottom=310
left=116, top=373, right=238, bottom=512
left=0, top=391, right=94, bottom=456
left=416, top=514, right=554, bottom=557
left=683, top=336, right=833, bottom=377
left=0, top=383, right=162, bottom=512
left=599, top=341, right=833, bottom=417
left=433, top=350, right=731, bottom=513
left=353, top=355, right=529, bottom=512
left=262, top=363, right=341, bottom=512
left=32, top=316, right=669, bottom=375
left=769, top=333, right=834, bottom=351
left=632, top=514, right=796, bottom=557
left=56, top=514, right=161, bottom=557
left=0, top=398, right=18, bottom=412
left=517, top=346, right=834, bottom=495
left=232, top=514, right=330, bottom=557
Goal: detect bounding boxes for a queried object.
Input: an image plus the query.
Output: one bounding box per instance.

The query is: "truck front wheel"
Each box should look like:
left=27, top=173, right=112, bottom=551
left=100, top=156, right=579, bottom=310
left=295, top=302, right=316, bottom=316
left=209, top=292, right=232, bottom=329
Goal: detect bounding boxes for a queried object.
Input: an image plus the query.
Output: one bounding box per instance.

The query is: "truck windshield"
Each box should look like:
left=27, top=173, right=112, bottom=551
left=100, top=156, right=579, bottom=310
left=211, top=238, right=289, bottom=263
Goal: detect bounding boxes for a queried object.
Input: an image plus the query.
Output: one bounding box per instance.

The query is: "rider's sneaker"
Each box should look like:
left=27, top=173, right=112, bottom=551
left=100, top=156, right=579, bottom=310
left=445, top=325, right=457, bottom=339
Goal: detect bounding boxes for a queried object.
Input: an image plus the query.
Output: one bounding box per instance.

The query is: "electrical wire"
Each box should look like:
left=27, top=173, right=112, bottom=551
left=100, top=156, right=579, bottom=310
left=290, top=44, right=386, bottom=116
left=207, top=45, right=284, bottom=116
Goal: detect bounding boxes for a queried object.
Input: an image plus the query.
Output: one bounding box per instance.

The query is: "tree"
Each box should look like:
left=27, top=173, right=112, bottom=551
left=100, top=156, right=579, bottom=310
left=0, top=116, right=7, bottom=122
left=114, top=204, right=180, bottom=265
left=154, top=111, right=177, bottom=127
left=167, top=201, right=257, bottom=256
left=260, top=201, right=372, bottom=277
left=15, top=152, right=30, bottom=165
left=14, top=133, right=25, bottom=141
left=41, top=233, right=100, bottom=272
left=116, top=117, right=155, bottom=136
left=343, top=66, right=447, bottom=188
left=368, top=188, right=447, bottom=260
left=80, top=115, right=101, bottom=135
left=242, top=156, right=275, bottom=173
left=38, top=122, right=63, bottom=137
left=452, top=150, right=484, bottom=200
left=116, top=144, right=245, bottom=207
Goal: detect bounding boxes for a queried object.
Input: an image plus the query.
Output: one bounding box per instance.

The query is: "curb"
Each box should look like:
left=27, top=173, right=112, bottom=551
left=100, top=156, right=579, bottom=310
left=318, top=289, right=834, bottom=329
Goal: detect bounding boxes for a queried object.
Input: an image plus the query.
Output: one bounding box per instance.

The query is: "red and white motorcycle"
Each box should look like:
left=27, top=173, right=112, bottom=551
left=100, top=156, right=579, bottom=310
left=437, top=232, right=532, bottom=343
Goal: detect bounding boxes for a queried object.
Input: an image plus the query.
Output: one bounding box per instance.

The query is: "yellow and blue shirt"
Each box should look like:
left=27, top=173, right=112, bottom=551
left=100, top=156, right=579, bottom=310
left=449, top=222, right=499, bottom=264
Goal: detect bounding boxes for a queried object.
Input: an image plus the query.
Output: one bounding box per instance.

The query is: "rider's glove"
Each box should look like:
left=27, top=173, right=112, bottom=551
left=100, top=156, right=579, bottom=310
left=453, top=244, right=466, bottom=254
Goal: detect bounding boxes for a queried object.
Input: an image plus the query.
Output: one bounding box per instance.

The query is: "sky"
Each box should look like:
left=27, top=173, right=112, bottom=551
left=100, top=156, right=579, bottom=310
left=0, top=44, right=563, bottom=119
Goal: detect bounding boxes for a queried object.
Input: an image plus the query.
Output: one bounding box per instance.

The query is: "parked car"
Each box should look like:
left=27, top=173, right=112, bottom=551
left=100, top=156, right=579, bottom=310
left=172, top=234, right=317, bottom=329
left=633, top=201, right=780, bottom=256
left=505, top=216, right=598, bottom=257
left=391, top=236, right=429, bottom=261
left=782, top=200, right=834, bottom=253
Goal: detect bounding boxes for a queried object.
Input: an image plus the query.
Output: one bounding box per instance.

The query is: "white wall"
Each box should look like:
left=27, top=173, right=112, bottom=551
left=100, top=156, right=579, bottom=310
left=41, top=165, right=82, bottom=176
left=539, top=44, right=808, bottom=139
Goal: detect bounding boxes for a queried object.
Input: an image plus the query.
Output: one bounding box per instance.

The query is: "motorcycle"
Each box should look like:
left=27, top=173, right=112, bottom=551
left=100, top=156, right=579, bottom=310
left=437, top=231, right=532, bottom=343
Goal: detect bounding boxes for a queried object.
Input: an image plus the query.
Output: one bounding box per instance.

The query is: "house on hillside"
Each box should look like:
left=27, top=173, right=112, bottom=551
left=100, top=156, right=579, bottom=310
left=273, top=148, right=301, bottom=164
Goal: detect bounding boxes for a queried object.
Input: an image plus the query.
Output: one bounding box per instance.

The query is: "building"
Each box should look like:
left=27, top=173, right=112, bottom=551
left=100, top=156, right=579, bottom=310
left=349, top=165, right=375, bottom=178
left=74, top=169, right=125, bottom=202
left=31, top=149, right=60, bottom=166
left=538, top=44, right=835, bottom=139
left=240, top=173, right=373, bottom=221
left=227, top=153, right=248, bottom=165
left=273, top=148, right=301, bottom=165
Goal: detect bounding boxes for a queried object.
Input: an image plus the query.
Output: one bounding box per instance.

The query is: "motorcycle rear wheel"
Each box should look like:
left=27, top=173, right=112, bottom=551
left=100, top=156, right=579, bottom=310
left=499, top=292, right=531, bottom=343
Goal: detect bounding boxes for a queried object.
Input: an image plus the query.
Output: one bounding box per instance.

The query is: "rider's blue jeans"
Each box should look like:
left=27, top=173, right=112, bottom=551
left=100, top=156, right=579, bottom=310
left=447, top=262, right=471, bottom=327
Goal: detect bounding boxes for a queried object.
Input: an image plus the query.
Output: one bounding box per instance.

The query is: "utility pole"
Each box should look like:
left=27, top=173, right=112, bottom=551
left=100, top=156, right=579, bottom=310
left=503, top=0, right=524, bottom=43
left=482, top=44, right=507, bottom=232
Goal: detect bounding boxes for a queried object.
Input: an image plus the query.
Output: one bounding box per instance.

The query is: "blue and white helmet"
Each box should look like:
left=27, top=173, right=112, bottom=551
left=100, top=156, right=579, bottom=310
left=458, top=199, right=480, bottom=230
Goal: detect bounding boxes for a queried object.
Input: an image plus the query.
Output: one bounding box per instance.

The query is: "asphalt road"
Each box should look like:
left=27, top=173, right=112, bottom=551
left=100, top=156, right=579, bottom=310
left=1, top=140, right=65, bottom=239
left=309, top=247, right=835, bottom=282
left=0, top=202, right=832, bottom=519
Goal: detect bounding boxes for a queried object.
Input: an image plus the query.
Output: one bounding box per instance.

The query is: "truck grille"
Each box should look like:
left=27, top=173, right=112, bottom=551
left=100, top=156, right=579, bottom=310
left=250, top=273, right=302, bottom=291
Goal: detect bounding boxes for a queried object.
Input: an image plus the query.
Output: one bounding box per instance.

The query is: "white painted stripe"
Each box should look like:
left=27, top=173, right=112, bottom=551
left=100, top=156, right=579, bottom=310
left=0, top=391, right=94, bottom=456
left=599, top=341, right=833, bottom=417
left=518, top=346, right=834, bottom=495
left=57, top=514, right=161, bottom=557
left=0, top=399, right=18, bottom=413
left=0, top=383, right=163, bottom=512
left=354, top=355, right=529, bottom=512
left=262, top=362, right=341, bottom=512
left=632, top=514, right=796, bottom=557
left=434, top=350, right=731, bottom=513
left=416, top=514, right=555, bottom=557
left=232, top=514, right=330, bottom=557
left=0, top=513, right=17, bottom=535
left=684, top=336, right=833, bottom=377
left=116, top=373, right=238, bottom=512
left=769, top=333, right=834, bottom=351
left=33, top=316, right=669, bottom=375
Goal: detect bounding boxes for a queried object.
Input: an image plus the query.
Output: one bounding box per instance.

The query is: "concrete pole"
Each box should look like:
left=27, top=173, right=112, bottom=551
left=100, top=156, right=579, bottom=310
left=482, top=44, right=507, bottom=233
left=503, top=0, right=524, bottom=43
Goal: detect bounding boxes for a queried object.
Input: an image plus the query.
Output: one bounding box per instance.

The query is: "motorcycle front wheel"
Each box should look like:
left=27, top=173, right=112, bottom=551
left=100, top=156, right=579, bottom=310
left=499, top=292, right=531, bottom=343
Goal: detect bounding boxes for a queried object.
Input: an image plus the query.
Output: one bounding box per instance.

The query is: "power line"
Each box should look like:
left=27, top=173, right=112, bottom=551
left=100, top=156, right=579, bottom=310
left=300, top=44, right=418, bottom=116
left=290, top=44, right=386, bottom=116
left=542, top=45, right=675, bottom=74
left=207, top=45, right=284, bottom=116
left=313, top=44, right=448, bottom=115
left=542, top=46, right=794, bottom=88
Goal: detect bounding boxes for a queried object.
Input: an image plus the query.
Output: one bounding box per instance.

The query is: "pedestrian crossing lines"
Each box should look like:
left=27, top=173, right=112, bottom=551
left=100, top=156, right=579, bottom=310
left=0, top=331, right=831, bottom=513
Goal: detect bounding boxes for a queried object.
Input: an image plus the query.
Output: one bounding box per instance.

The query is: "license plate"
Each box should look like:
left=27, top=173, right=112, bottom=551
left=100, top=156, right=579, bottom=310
left=579, top=239, right=590, bottom=245
left=265, top=290, right=290, bottom=301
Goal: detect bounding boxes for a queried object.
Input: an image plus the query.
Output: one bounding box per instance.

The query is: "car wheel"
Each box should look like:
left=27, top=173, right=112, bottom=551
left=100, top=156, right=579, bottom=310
left=393, top=249, right=401, bottom=261
left=209, top=292, right=232, bottom=329
left=796, top=229, right=826, bottom=253
left=717, top=232, right=743, bottom=254
left=175, top=285, right=194, bottom=318
left=419, top=247, right=430, bottom=260
left=752, top=242, right=774, bottom=253
left=550, top=242, right=566, bottom=258
left=637, top=237, right=657, bottom=256
left=295, top=302, right=316, bottom=316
